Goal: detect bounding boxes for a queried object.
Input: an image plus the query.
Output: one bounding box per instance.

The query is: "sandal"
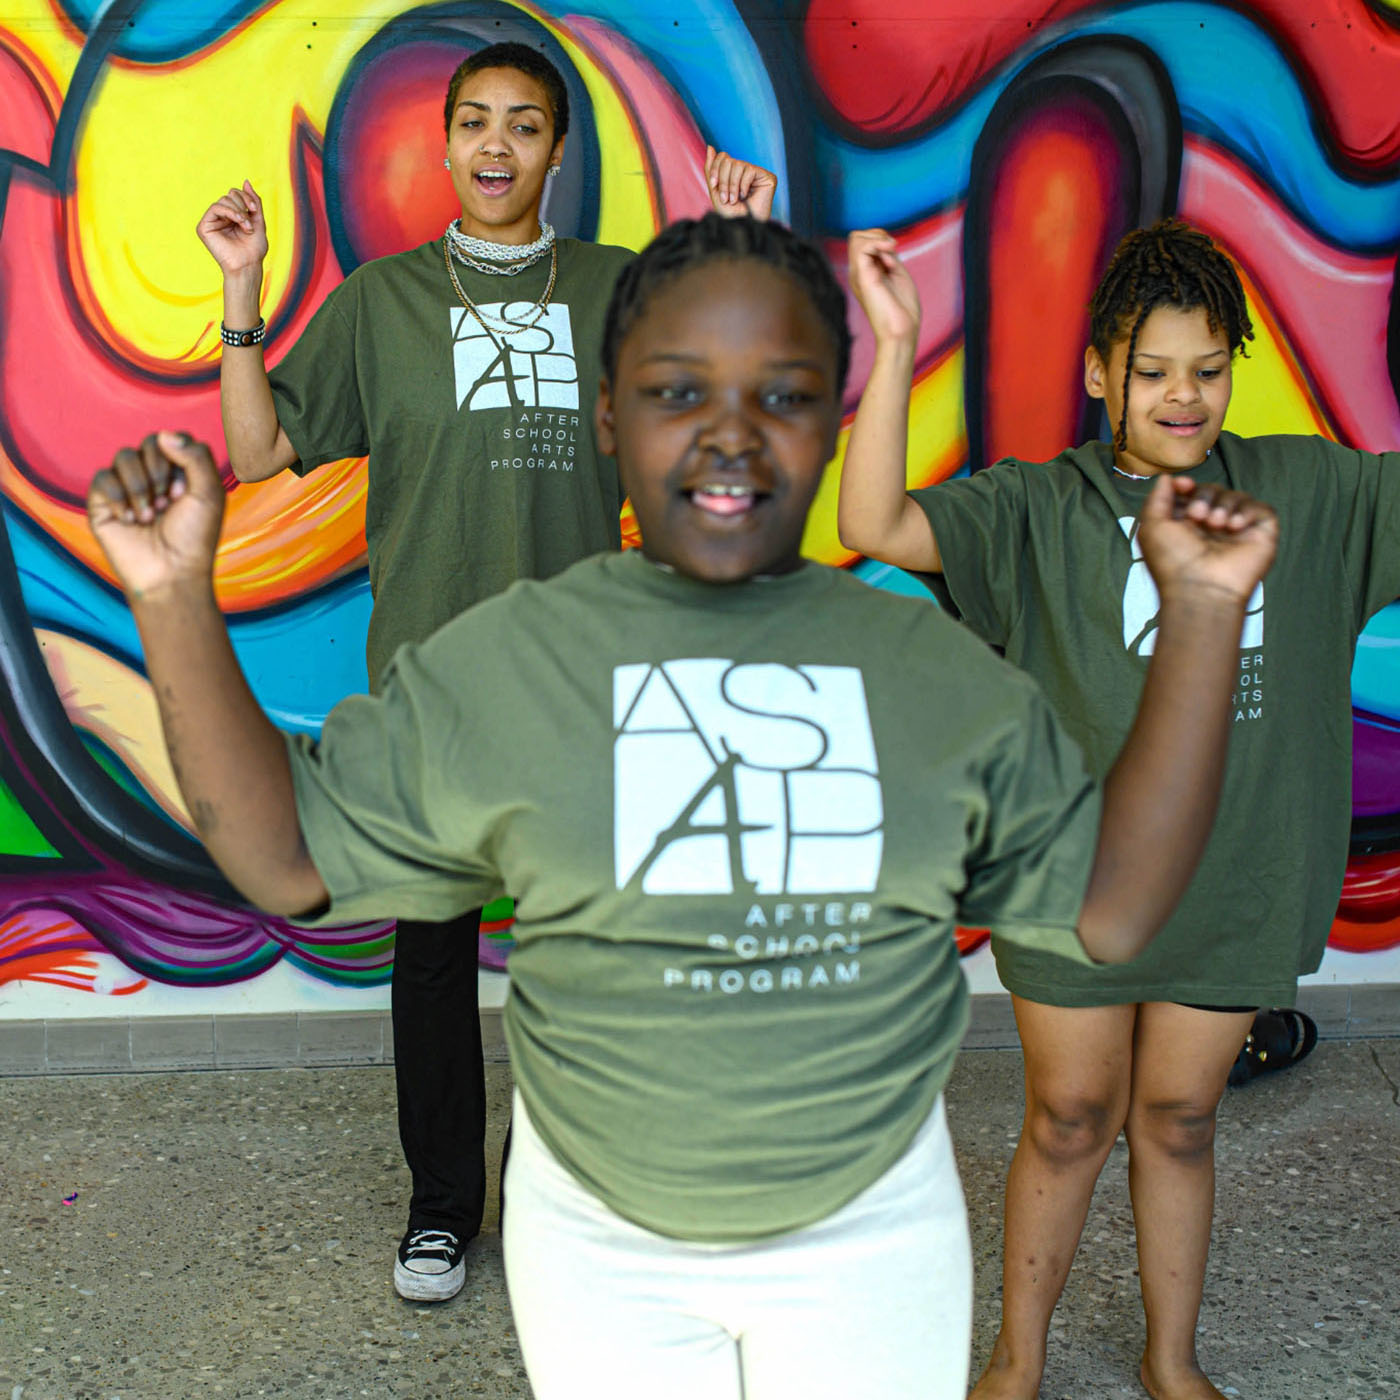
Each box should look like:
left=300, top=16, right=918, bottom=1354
left=1227, top=1007, right=1318, bottom=1087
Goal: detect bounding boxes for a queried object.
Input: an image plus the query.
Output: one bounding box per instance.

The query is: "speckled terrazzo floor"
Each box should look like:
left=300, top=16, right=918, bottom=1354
left=1, top=1040, right=1396, bottom=1399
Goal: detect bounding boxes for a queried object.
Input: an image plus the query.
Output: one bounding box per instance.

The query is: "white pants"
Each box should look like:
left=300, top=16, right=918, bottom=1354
left=502, top=1091, right=972, bottom=1399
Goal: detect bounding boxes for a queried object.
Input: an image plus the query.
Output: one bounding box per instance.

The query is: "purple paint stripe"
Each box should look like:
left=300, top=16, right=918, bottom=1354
left=0, top=871, right=393, bottom=983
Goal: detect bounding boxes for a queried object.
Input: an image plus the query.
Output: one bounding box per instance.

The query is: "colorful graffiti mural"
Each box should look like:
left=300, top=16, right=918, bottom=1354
left=0, top=0, right=1397, bottom=1006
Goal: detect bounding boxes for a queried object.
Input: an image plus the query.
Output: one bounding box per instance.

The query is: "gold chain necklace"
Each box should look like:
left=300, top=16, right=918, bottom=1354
left=443, top=238, right=557, bottom=337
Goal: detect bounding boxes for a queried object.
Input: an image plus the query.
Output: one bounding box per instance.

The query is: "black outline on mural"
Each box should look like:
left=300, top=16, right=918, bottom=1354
left=962, top=36, right=1182, bottom=473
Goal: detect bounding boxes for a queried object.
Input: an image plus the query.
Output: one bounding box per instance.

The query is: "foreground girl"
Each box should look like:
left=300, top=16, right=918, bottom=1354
left=837, top=219, right=1400, bottom=1399
left=89, top=215, right=1273, bottom=1400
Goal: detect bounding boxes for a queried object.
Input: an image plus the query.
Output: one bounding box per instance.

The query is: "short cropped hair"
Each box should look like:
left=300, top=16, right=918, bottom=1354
left=443, top=41, right=569, bottom=141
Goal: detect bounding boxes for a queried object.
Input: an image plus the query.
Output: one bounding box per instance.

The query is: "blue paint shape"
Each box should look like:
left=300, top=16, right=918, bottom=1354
left=1353, top=602, right=1400, bottom=723
left=553, top=0, right=789, bottom=220
left=55, top=0, right=268, bottom=64
left=850, top=557, right=937, bottom=603
left=5, top=506, right=369, bottom=734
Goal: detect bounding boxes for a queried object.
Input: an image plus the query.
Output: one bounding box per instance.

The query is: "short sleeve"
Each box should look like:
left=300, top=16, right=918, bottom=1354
left=267, top=284, right=369, bottom=477
left=909, top=461, right=1031, bottom=648
left=1333, top=445, right=1400, bottom=627
left=287, top=643, right=504, bottom=924
left=959, top=682, right=1100, bottom=963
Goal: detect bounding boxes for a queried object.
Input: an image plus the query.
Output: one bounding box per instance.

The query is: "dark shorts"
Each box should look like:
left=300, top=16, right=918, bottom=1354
left=1178, top=1003, right=1256, bottom=1014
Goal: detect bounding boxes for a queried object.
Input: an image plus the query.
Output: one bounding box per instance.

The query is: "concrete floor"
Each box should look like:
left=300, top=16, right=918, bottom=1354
left=1, top=1041, right=1396, bottom=1399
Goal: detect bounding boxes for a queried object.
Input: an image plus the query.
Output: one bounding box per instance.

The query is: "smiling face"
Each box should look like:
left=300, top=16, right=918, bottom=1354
left=1085, top=304, right=1233, bottom=476
left=445, top=66, right=564, bottom=243
left=597, top=259, right=843, bottom=584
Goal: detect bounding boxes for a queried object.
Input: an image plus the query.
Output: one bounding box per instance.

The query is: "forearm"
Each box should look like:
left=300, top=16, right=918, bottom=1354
left=219, top=269, right=296, bottom=482
left=131, top=581, right=327, bottom=916
left=836, top=337, right=940, bottom=570
left=1078, top=585, right=1245, bottom=961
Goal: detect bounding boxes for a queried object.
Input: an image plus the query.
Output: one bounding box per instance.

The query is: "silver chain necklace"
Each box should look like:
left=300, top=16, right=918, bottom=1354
left=444, top=238, right=558, bottom=337
left=1111, top=446, right=1212, bottom=482
left=444, top=218, right=555, bottom=275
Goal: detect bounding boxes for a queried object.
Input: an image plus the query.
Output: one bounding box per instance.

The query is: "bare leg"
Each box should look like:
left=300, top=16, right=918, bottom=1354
left=1125, top=1003, right=1252, bottom=1400
left=969, top=998, right=1137, bottom=1399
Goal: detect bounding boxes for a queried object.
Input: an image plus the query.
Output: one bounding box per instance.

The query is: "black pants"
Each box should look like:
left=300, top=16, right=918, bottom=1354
left=391, top=910, right=486, bottom=1239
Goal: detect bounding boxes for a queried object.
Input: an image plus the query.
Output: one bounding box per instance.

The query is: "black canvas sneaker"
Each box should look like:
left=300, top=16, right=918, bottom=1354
left=393, top=1228, right=466, bottom=1302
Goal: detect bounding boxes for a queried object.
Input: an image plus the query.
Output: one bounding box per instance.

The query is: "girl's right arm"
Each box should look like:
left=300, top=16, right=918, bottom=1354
left=196, top=182, right=300, bottom=483
left=837, top=230, right=944, bottom=573
left=86, top=434, right=326, bottom=916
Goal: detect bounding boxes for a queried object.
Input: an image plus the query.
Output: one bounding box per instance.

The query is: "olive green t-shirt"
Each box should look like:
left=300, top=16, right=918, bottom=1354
left=913, top=432, right=1400, bottom=1006
left=287, top=551, right=1101, bottom=1241
left=269, top=237, right=634, bottom=688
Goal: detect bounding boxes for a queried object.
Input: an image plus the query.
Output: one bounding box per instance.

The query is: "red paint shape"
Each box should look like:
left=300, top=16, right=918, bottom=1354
left=1329, top=913, right=1400, bottom=953
left=1336, top=850, right=1400, bottom=937
left=1178, top=136, right=1400, bottom=453
left=1257, top=0, right=1400, bottom=170
left=0, top=125, right=342, bottom=499
left=803, top=0, right=1081, bottom=137
left=0, top=950, right=93, bottom=986
left=956, top=926, right=991, bottom=956
left=803, top=0, right=1400, bottom=171
left=329, top=41, right=462, bottom=265
left=981, top=99, right=1124, bottom=465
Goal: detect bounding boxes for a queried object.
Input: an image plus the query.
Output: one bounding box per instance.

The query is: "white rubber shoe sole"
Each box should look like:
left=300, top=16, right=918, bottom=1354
left=394, top=1254, right=466, bottom=1302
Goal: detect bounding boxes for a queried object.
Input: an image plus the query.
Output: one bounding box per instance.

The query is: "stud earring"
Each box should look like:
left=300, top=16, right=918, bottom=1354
left=443, top=157, right=451, bottom=169
left=547, top=166, right=560, bottom=178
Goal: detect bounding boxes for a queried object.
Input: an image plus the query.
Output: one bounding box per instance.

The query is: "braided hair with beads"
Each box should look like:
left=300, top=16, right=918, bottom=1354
left=1089, top=219, right=1254, bottom=451
left=602, top=214, right=853, bottom=394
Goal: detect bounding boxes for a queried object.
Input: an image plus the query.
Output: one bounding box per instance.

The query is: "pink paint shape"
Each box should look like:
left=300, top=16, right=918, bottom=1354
left=1179, top=137, right=1400, bottom=452
left=0, top=36, right=58, bottom=166
left=828, top=206, right=964, bottom=410
left=567, top=17, right=712, bottom=223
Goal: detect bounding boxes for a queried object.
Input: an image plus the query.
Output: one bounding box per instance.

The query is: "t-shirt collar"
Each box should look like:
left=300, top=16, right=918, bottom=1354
left=1071, top=437, right=1230, bottom=517
left=607, top=547, right=837, bottom=609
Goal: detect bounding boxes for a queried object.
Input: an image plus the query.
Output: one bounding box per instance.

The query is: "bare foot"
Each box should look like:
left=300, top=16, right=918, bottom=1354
left=1139, top=1355, right=1227, bottom=1399
left=968, top=1345, right=1043, bottom=1400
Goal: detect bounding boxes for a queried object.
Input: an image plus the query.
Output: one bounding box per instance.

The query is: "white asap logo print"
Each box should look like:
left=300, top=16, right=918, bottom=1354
left=451, top=303, right=579, bottom=412
left=613, top=661, right=883, bottom=895
left=1119, top=515, right=1264, bottom=656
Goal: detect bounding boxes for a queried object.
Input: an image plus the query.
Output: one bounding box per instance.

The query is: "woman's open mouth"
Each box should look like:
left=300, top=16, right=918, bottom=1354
left=473, top=168, right=515, bottom=198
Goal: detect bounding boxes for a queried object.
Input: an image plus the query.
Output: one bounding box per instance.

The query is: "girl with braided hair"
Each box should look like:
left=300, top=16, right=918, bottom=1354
left=87, top=213, right=1275, bottom=1399
left=838, top=219, right=1400, bottom=1399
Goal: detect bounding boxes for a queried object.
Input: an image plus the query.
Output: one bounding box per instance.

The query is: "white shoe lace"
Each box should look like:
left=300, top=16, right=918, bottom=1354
left=403, top=1230, right=459, bottom=1273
